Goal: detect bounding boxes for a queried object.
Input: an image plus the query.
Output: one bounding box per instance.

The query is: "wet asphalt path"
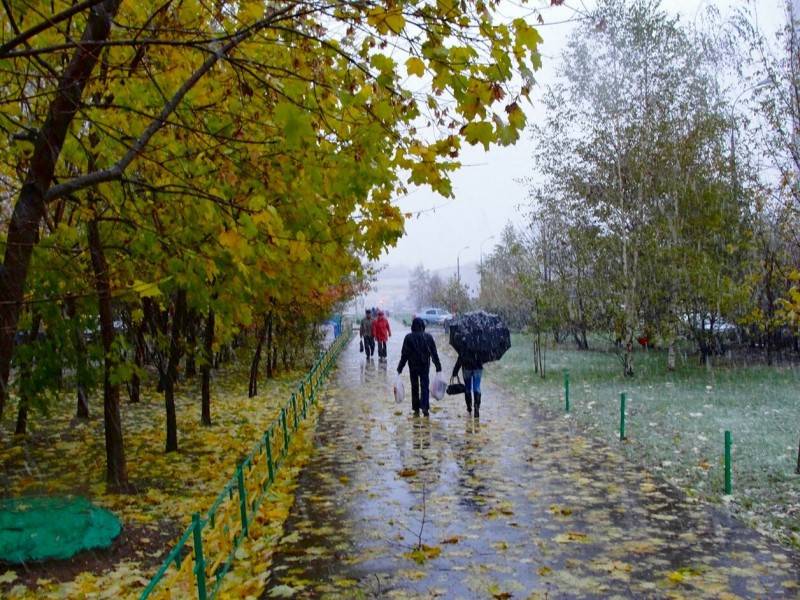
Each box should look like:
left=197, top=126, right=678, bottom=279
left=263, top=321, right=800, bottom=599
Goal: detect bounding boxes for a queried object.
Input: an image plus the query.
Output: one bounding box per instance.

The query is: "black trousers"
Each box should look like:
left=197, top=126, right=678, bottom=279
left=409, top=367, right=430, bottom=412
left=377, top=340, right=387, bottom=358
left=364, top=336, right=375, bottom=358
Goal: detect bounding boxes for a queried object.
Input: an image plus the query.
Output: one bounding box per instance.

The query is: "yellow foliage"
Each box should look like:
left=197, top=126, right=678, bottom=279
left=1, top=360, right=322, bottom=599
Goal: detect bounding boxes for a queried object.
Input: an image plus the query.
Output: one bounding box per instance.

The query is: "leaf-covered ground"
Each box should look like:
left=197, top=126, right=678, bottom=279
left=494, top=335, right=800, bottom=549
left=0, top=355, right=321, bottom=599
left=263, top=327, right=800, bottom=598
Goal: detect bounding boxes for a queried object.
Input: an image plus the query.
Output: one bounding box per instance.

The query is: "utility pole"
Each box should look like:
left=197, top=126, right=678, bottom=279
left=456, top=245, right=470, bottom=285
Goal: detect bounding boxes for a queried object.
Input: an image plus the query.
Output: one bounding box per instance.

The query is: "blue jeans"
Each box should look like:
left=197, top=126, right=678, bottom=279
left=463, top=368, right=482, bottom=394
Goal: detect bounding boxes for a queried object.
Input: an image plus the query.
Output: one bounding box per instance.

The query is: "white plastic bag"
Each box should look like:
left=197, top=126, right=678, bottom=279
left=430, top=373, right=446, bottom=401
left=393, top=377, right=405, bottom=404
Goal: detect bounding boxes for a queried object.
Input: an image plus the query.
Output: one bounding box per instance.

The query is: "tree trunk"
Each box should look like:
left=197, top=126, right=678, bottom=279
left=185, top=312, right=197, bottom=378
left=667, top=339, right=676, bottom=372
left=88, top=218, right=128, bottom=490
left=624, top=339, right=634, bottom=377
left=66, top=298, right=90, bottom=418
left=201, top=310, right=214, bottom=426
left=266, top=313, right=274, bottom=379
left=164, top=289, right=187, bottom=453
left=572, top=329, right=582, bottom=350
left=796, top=433, right=800, bottom=475
left=14, top=315, right=42, bottom=436
left=14, top=395, right=28, bottom=435
left=0, top=0, right=123, bottom=420
left=76, top=382, right=90, bottom=419
left=536, top=329, right=545, bottom=378
left=127, top=322, right=145, bottom=404
left=249, top=319, right=268, bottom=397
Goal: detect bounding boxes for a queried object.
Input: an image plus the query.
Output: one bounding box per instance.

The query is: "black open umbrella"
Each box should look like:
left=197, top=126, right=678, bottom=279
left=448, top=311, right=511, bottom=364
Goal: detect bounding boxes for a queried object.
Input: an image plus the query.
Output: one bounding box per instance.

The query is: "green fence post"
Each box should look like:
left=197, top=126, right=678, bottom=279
left=300, top=389, right=307, bottom=419
left=281, top=408, right=289, bottom=453
left=724, top=430, right=732, bottom=495
left=619, top=392, right=626, bottom=440
left=563, top=370, right=570, bottom=412
left=192, top=513, right=208, bottom=600
left=265, top=429, right=275, bottom=484
left=291, top=394, right=299, bottom=430
left=236, top=463, right=249, bottom=538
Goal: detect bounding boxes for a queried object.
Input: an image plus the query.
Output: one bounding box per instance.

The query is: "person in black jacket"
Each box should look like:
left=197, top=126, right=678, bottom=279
left=452, top=351, right=483, bottom=417
left=397, top=317, right=442, bottom=417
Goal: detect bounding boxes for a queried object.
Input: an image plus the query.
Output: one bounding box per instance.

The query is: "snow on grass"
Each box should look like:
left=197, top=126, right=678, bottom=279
left=494, top=334, right=800, bottom=549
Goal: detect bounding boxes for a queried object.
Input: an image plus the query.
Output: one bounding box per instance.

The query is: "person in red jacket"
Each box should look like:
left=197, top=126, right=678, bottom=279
left=372, top=310, right=392, bottom=361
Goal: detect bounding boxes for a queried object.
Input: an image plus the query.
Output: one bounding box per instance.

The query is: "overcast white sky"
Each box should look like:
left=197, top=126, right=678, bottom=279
left=379, top=0, right=787, bottom=274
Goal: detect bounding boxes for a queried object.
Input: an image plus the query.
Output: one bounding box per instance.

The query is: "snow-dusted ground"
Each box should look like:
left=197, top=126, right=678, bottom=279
left=496, top=336, right=800, bottom=551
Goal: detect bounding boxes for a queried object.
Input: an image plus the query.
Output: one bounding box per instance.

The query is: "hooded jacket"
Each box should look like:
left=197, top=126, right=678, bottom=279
left=397, top=317, right=442, bottom=373
left=359, top=315, right=374, bottom=338
left=372, top=313, right=391, bottom=342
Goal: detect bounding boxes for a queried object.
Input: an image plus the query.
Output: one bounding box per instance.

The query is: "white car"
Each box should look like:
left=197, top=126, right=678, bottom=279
left=415, top=307, right=453, bottom=327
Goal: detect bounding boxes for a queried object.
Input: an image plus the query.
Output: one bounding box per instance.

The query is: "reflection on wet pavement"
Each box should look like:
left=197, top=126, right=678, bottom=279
left=263, top=322, right=800, bottom=598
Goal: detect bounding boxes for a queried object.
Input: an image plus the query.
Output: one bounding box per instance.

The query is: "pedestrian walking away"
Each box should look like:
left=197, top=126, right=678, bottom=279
left=397, top=317, right=442, bottom=417
left=359, top=309, right=375, bottom=360
left=372, top=310, right=391, bottom=361
left=452, top=352, right=483, bottom=417
left=448, top=311, right=511, bottom=419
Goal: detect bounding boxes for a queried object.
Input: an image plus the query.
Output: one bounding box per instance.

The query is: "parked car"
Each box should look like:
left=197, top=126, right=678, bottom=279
left=681, top=313, right=738, bottom=337
left=414, top=307, right=453, bottom=328
left=83, top=318, right=125, bottom=341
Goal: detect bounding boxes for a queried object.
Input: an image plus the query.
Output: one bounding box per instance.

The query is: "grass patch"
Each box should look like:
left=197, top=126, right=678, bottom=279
left=494, top=333, right=800, bottom=548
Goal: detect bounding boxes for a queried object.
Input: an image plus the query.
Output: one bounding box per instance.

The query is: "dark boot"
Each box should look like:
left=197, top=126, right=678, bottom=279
left=464, top=390, right=472, bottom=414
left=474, top=392, right=481, bottom=418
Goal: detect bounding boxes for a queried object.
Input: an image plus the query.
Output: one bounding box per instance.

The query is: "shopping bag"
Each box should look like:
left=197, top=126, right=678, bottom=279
left=359, top=339, right=364, bottom=353
left=393, top=377, right=405, bottom=404
left=430, top=373, right=446, bottom=401
left=446, top=375, right=465, bottom=395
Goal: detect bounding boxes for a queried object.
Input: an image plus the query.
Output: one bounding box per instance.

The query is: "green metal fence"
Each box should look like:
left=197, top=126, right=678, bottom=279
left=140, top=328, right=351, bottom=600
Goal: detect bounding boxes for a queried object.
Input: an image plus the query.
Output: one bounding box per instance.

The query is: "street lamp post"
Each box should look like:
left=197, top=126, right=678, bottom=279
left=479, top=235, right=495, bottom=293
left=456, top=245, right=470, bottom=285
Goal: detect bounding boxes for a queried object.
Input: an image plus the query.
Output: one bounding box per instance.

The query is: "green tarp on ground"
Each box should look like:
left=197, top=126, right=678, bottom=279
left=0, top=496, right=121, bottom=563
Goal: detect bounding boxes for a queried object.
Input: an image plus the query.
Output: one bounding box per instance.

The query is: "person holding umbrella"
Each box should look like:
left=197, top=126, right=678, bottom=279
left=448, top=311, right=511, bottom=419
left=397, top=317, right=442, bottom=417
left=451, top=351, right=483, bottom=417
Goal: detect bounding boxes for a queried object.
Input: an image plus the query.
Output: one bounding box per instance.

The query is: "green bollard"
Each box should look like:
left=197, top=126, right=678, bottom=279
left=236, top=463, right=249, bottom=538
left=192, top=513, right=208, bottom=600
left=564, top=370, right=570, bottom=412
left=724, top=430, right=732, bottom=495
left=619, top=392, right=626, bottom=440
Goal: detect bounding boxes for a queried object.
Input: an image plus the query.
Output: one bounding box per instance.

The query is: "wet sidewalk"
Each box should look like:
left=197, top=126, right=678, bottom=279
left=263, top=323, right=799, bottom=599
